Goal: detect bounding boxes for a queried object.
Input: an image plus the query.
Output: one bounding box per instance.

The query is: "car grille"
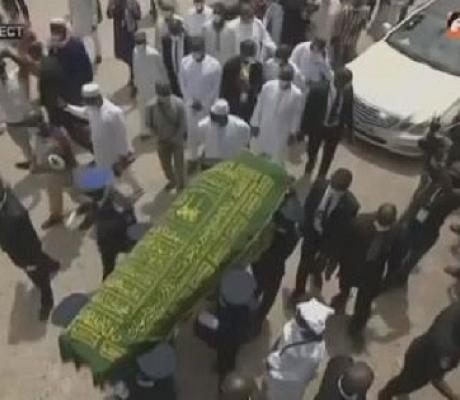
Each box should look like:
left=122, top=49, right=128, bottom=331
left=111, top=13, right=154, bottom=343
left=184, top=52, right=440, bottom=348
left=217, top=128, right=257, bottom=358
left=354, top=97, right=399, bottom=129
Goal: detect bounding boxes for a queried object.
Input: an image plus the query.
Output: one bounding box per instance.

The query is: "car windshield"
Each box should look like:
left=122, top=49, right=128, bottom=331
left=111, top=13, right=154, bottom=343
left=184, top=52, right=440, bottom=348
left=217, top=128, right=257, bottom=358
left=386, top=0, right=460, bottom=76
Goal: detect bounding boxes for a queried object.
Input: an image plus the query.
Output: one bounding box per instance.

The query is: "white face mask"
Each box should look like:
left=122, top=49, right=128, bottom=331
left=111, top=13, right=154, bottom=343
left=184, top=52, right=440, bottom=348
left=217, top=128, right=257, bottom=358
left=374, top=220, right=392, bottom=232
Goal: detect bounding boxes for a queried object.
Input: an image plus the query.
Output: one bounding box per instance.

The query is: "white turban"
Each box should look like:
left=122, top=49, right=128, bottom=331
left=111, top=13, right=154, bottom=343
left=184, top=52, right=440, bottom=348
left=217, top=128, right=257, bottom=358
left=296, top=298, right=334, bottom=335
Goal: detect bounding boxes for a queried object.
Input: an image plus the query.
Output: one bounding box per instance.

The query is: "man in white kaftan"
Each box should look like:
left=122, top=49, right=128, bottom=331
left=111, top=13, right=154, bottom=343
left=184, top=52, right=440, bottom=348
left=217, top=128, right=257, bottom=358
left=228, top=0, right=276, bottom=62
left=203, top=2, right=237, bottom=65
left=290, top=38, right=333, bottom=95
left=179, top=37, right=222, bottom=166
left=310, top=0, right=341, bottom=44
left=199, top=99, right=250, bottom=164
left=265, top=298, right=334, bottom=400
left=184, top=0, right=213, bottom=36
left=68, top=0, right=102, bottom=63
left=63, top=83, right=142, bottom=196
left=133, top=31, right=169, bottom=137
left=250, top=65, right=303, bottom=166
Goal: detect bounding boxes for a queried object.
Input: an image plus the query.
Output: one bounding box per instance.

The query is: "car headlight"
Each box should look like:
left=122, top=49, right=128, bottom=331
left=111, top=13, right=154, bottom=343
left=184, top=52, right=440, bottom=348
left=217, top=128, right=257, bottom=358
left=397, top=119, right=429, bottom=136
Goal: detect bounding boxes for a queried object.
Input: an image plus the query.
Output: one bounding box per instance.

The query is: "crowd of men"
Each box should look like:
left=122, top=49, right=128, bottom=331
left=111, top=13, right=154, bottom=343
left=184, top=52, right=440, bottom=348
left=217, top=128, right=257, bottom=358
left=1, top=0, right=460, bottom=399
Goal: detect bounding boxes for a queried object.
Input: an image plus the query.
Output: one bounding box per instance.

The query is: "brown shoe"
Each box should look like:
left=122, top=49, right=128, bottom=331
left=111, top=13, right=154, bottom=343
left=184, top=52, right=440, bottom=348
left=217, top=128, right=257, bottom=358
left=451, top=224, right=460, bottom=235
left=41, top=215, right=63, bottom=230
left=445, top=265, right=460, bottom=279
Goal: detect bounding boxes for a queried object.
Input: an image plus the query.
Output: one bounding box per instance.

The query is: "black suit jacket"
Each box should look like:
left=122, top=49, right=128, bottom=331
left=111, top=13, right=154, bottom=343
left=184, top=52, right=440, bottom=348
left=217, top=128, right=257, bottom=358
left=161, top=35, right=190, bottom=97
left=339, top=213, right=401, bottom=290
left=0, top=189, right=43, bottom=268
left=302, top=80, right=354, bottom=135
left=315, top=355, right=368, bottom=400
left=303, top=179, right=360, bottom=259
left=220, top=56, right=263, bottom=122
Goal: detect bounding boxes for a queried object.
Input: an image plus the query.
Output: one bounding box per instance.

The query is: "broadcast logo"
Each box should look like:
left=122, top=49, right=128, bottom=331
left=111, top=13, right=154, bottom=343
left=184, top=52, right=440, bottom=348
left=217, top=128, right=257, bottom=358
left=447, top=11, right=460, bottom=39
left=0, top=24, right=25, bottom=40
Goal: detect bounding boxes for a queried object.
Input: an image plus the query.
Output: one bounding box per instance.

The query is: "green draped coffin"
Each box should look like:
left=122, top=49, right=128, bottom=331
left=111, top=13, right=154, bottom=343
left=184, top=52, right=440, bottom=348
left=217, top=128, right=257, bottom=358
left=59, top=152, right=290, bottom=381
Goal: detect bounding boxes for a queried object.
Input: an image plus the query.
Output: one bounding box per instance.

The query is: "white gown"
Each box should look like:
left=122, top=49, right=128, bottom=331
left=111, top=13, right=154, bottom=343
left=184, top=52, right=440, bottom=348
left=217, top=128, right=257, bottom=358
left=133, top=44, right=169, bottom=133
left=203, top=21, right=238, bottom=66
left=266, top=320, right=326, bottom=400
left=179, top=54, right=222, bottom=160
left=200, top=114, right=250, bottom=160
left=228, top=17, right=276, bottom=61
left=68, top=0, right=99, bottom=38
left=250, top=80, right=303, bottom=166
left=184, top=5, right=213, bottom=37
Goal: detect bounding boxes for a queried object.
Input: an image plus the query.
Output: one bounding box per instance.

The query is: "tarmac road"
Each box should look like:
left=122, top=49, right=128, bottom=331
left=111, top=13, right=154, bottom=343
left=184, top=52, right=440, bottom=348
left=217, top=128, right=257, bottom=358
left=0, top=0, right=458, bottom=399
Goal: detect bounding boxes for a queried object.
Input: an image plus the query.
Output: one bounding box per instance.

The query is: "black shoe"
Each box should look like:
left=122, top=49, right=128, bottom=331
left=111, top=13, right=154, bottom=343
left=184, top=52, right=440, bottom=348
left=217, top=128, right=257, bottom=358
left=39, top=301, right=53, bottom=321
left=95, top=55, right=102, bottom=64
left=15, top=161, right=30, bottom=170
left=78, top=212, right=95, bottom=231
left=187, top=161, right=198, bottom=174
left=451, top=224, right=460, bottom=235
left=164, top=181, right=176, bottom=191
left=41, top=215, right=63, bottom=230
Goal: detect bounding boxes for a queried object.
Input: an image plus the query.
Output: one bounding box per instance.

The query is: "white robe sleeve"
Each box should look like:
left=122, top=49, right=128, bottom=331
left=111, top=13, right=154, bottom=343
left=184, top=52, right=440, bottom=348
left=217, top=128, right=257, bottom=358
left=250, top=86, right=265, bottom=128
left=112, top=110, right=131, bottom=157
left=290, top=91, right=303, bottom=133
left=154, top=52, right=169, bottom=85
left=201, top=62, right=222, bottom=111
left=290, top=44, right=303, bottom=71
left=178, top=59, right=192, bottom=105
left=65, top=104, right=88, bottom=120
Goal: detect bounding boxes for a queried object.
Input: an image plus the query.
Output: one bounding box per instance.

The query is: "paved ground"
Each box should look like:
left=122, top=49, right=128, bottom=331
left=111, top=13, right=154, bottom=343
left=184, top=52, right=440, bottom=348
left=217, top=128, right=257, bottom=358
left=1, top=0, right=459, bottom=399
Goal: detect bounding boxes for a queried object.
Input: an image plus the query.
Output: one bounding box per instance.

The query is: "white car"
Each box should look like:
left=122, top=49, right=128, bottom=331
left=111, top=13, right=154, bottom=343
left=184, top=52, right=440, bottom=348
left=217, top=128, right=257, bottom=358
left=348, top=0, right=460, bottom=157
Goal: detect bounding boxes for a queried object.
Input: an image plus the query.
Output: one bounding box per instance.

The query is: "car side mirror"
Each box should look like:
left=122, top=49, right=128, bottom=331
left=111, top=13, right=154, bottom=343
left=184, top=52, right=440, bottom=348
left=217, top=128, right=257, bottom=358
left=382, top=22, right=393, bottom=34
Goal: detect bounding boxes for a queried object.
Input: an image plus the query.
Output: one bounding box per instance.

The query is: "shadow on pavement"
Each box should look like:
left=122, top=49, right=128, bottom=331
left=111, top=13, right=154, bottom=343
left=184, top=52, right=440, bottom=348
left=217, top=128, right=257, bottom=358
left=239, top=321, right=272, bottom=377
left=132, top=134, right=158, bottom=156
left=343, top=139, right=421, bottom=177
left=110, top=85, right=135, bottom=111
left=12, top=172, right=44, bottom=213
left=7, top=282, right=47, bottom=344
left=368, top=286, right=411, bottom=344
left=41, top=226, right=85, bottom=272
left=51, top=292, right=91, bottom=329
left=140, top=188, right=175, bottom=222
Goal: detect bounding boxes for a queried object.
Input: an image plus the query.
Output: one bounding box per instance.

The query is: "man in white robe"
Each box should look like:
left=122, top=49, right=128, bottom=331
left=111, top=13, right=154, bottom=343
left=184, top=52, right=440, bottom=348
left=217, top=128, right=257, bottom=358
left=228, top=0, right=276, bottom=62
left=263, top=0, right=284, bottom=45
left=250, top=65, right=303, bottom=166
left=290, top=38, right=333, bottom=94
left=184, top=0, right=213, bottom=37
left=68, top=0, right=102, bottom=63
left=265, top=298, right=334, bottom=400
left=179, top=37, right=222, bottom=169
left=203, top=2, right=237, bottom=65
left=310, top=0, right=341, bottom=44
left=132, top=31, right=169, bottom=137
left=199, top=98, right=250, bottom=166
left=263, top=45, right=305, bottom=91
left=63, top=83, right=142, bottom=196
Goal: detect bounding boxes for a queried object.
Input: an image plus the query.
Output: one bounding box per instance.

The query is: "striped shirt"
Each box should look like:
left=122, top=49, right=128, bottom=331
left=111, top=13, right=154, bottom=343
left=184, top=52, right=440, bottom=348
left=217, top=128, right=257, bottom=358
left=332, top=4, right=370, bottom=46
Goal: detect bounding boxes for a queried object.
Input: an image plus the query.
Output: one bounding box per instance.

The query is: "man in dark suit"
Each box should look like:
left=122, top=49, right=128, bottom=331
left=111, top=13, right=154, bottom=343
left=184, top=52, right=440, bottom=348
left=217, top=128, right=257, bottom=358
left=315, top=355, right=374, bottom=400
left=291, top=168, right=360, bottom=302
left=0, top=176, right=60, bottom=321
left=301, top=67, right=354, bottom=177
left=251, top=189, right=302, bottom=336
left=331, top=203, right=401, bottom=341
left=161, top=17, right=190, bottom=97
left=220, top=39, right=263, bottom=123
left=393, top=161, right=460, bottom=287
left=379, top=302, right=460, bottom=400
